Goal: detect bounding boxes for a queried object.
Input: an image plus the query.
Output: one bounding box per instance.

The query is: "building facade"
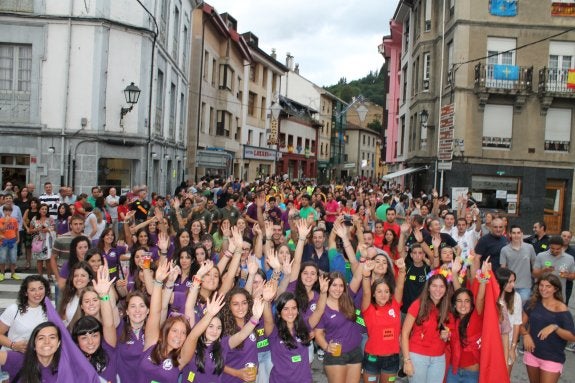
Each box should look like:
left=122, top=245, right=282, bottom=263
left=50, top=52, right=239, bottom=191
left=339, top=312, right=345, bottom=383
left=386, top=0, right=575, bottom=232
left=0, top=0, right=193, bottom=195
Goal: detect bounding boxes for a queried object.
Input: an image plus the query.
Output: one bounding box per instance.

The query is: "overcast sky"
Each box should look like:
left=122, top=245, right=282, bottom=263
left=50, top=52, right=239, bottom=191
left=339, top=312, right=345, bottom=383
left=207, top=0, right=396, bottom=87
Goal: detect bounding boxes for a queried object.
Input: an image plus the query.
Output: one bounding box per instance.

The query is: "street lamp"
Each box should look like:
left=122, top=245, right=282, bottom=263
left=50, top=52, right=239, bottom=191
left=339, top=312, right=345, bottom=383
left=120, top=82, right=141, bottom=124
left=355, top=104, right=368, bottom=178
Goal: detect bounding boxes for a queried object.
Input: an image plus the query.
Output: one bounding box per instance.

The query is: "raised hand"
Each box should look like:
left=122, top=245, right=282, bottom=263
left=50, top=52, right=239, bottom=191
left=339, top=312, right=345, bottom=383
left=247, top=256, right=259, bottom=275
left=251, top=297, right=264, bottom=320
left=205, top=291, right=226, bottom=317
left=154, top=258, right=171, bottom=282
left=266, top=248, right=281, bottom=271
left=431, top=235, right=441, bottom=250
left=262, top=281, right=278, bottom=302
left=395, top=258, right=406, bottom=271
left=451, top=257, right=462, bottom=274
left=481, top=256, right=492, bottom=275
left=255, top=193, right=266, bottom=209
left=281, top=259, right=293, bottom=277
left=171, top=198, right=181, bottom=210
left=264, top=220, right=274, bottom=239
left=413, top=229, right=423, bottom=244
left=252, top=222, right=262, bottom=237
left=363, top=259, right=375, bottom=275
left=296, top=219, right=312, bottom=239
left=318, top=275, right=329, bottom=294
left=167, top=263, right=181, bottom=284
left=93, top=261, right=116, bottom=296
left=230, top=226, right=243, bottom=248
left=157, top=231, right=170, bottom=253
left=221, top=220, right=231, bottom=238
left=400, top=222, right=411, bottom=235
left=197, top=260, right=214, bottom=278
left=333, top=221, right=348, bottom=240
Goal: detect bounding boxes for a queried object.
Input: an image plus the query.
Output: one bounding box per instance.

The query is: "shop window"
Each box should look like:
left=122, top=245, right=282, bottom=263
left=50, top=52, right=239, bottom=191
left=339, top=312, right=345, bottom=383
left=471, top=175, right=520, bottom=215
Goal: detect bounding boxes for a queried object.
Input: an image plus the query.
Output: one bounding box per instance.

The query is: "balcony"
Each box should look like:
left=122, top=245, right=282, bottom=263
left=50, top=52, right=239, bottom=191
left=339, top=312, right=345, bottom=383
left=474, top=63, right=533, bottom=110
left=537, top=67, right=575, bottom=114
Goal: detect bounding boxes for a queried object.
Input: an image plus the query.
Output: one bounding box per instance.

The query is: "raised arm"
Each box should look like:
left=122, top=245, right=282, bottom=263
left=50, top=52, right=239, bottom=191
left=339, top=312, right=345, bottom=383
left=244, top=256, right=260, bottom=295
left=252, top=223, right=263, bottom=260
left=307, top=275, right=329, bottom=329
left=219, top=226, right=243, bottom=295
left=333, top=219, right=358, bottom=272
left=184, top=260, right=213, bottom=327
left=398, top=222, right=411, bottom=257
left=289, top=219, right=311, bottom=283
left=394, top=258, right=407, bottom=303
left=93, top=261, right=118, bottom=347
left=262, top=281, right=278, bottom=336
left=361, top=260, right=375, bottom=312
left=229, top=298, right=264, bottom=349
left=143, top=258, right=171, bottom=350
left=475, top=256, right=491, bottom=315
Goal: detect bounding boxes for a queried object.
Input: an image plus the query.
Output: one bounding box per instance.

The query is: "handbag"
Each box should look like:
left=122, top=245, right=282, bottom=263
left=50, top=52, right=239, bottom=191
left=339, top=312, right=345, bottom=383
left=31, top=237, right=44, bottom=253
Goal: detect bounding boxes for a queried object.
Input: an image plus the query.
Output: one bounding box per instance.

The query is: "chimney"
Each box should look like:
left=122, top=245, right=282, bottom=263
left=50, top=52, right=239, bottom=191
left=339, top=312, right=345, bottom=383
left=271, top=48, right=277, bottom=60
left=286, top=53, right=294, bottom=70
left=295, top=63, right=300, bottom=74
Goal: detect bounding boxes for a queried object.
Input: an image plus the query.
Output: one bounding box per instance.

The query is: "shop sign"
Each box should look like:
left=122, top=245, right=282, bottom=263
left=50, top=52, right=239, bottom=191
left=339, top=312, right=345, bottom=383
left=244, top=146, right=276, bottom=161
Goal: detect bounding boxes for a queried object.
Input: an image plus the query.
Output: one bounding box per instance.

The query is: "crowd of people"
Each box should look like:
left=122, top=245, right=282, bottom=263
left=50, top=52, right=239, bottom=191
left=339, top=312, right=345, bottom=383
left=0, top=176, right=574, bottom=383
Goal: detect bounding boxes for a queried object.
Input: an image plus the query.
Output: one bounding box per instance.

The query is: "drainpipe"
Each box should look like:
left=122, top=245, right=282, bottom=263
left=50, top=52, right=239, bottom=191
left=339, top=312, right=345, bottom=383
left=60, top=0, right=74, bottom=188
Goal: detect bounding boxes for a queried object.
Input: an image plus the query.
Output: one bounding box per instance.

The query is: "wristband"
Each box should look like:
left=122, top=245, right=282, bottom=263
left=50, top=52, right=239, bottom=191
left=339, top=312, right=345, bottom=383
left=153, top=279, right=164, bottom=286
left=249, top=317, right=259, bottom=326
left=10, top=341, right=14, bottom=349
left=99, top=295, right=110, bottom=301
left=475, top=269, right=491, bottom=283
left=224, top=250, right=233, bottom=258
left=165, top=284, right=174, bottom=289
left=193, top=275, right=202, bottom=285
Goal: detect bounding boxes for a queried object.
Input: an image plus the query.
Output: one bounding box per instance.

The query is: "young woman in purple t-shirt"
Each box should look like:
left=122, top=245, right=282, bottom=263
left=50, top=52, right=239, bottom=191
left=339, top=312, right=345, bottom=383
left=315, top=271, right=363, bottom=383
left=96, top=227, right=127, bottom=280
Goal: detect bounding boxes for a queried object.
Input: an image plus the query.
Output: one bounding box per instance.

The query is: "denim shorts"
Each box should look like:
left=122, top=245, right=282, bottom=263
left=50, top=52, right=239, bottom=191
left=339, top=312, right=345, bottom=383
left=323, top=345, right=363, bottom=366
left=0, top=244, right=17, bottom=265
left=362, top=353, right=400, bottom=374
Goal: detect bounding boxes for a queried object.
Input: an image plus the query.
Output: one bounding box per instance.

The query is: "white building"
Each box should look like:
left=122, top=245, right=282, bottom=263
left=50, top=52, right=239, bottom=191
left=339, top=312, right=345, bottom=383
left=0, top=0, right=194, bottom=195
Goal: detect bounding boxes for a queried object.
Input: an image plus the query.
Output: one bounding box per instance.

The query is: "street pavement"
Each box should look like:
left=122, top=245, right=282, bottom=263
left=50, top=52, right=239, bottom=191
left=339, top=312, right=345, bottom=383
left=1, top=261, right=574, bottom=383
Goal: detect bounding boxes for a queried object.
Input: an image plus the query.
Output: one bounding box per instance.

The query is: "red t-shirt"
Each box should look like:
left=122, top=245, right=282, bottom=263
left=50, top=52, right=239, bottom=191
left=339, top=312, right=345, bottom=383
left=383, top=221, right=400, bottom=237
left=117, top=205, right=129, bottom=221
left=407, top=298, right=451, bottom=356
left=451, top=310, right=483, bottom=368
left=362, top=298, right=401, bottom=355
left=374, top=234, right=384, bottom=249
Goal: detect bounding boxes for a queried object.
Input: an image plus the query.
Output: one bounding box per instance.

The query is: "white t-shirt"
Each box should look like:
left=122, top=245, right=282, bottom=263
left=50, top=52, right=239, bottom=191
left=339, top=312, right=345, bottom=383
left=63, top=295, right=80, bottom=326
left=105, top=195, right=120, bottom=219
left=0, top=304, right=48, bottom=350
left=500, top=291, right=522, bottom=347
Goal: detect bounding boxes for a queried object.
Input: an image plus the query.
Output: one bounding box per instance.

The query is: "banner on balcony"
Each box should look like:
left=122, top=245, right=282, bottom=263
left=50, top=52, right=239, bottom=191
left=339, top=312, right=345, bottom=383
left=489, top=0, right=517, bottom=16
left=552, top=2, right=575, bottom=17
left=568, top=69, right=575, bottom=89
left=493, top=64, right=519, bottom=80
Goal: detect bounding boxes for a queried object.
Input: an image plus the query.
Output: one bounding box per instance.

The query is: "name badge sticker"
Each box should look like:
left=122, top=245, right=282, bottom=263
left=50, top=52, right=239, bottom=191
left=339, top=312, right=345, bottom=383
left=291, top=355, right=302, bottom=363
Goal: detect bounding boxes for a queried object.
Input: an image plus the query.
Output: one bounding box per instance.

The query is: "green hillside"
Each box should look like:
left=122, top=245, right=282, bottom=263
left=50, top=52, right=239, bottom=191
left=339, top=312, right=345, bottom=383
left=324, top=68, right=386, bottom=107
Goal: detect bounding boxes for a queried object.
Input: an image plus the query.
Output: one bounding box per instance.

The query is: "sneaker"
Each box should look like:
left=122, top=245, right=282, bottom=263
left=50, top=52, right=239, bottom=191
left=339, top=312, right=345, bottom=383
left=317, top=349, right=325, bottom=361
left=566, top=342, right=575, bottom=352
left=11, top=273, right=21, bottom=280
left=0, top=274, right=4, bottom=282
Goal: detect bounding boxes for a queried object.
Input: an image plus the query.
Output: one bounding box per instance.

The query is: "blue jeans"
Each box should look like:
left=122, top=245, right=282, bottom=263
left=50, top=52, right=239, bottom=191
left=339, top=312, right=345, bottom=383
left=446, top=368, right=479, bottom=383
left=408, top=352, right=445, bottom=383
left=0, top=243, right=17, bottom=265
left=516, top=287, right=531, bottom=305
left=257, top=350, right=273, bottom=383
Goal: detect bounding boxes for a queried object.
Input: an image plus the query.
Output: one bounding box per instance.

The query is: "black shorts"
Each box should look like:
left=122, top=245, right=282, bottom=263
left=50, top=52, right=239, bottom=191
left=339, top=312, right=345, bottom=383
left=323, top=345, right=363, bottom=366
left=362, top=353, right=400, bottom=374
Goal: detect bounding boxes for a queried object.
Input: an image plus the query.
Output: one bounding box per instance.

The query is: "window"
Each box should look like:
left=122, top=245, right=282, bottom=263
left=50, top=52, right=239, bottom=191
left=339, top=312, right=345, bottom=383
left=259, top=132, right=264, bottom=147
left=208, top=107, right=214, bottom=135
left=154, top=69, right=164, bottom=135
left=403, top=17, right=410, bottom=52
left=482, top=104, right=512, bottom=149
left=0, top=1, right=33, bottom=12
left=420, top=115, right=428, bottom=149
left=248, top=92, right=256, bottom=116
left=423, top=52, right=431, bottom=91
left=412, top=57, right=419, bottom=94
left=547, top=41, right=575, bottom=92
left=424, top=0, right=432, bottom=31
left=261, top=96, right=267, bottom=120
left=545, top=108, right=571, bottom=152
left=402, top=66, right=407, bottom=102
left=247, top=129, right=253, bottom=145
left=172, top=6, right=180, bottom=60
left=219, top=64, right=233, bottom=91
left=249, top=65, right=256, bottom=82
left=203, top=51, right=209, bottom=79
left=471, top=175, right=520, bottom=213
left=182, top=25, right=189, bottom=70
left=363, top=134, right=365, bottom=145
left=446, top=41, right=453, bottom=85
left=398, top=116, right=405, bottom=156
left=159, top=0, right=169, bottom=43
left=200, top=102, right=206, bottom=133
left=179, top=93, right=185, bottom=142
left=0, top=44, right=32, bottom=123
left=211, top=59, right=216, bottom=86
left=262, top=69, right=267, bottom=88
left=216, top=110, right=231, bottom=137
left=168, top=83, right=176, bottom=140
left=486, top=37, right=516, bottom=87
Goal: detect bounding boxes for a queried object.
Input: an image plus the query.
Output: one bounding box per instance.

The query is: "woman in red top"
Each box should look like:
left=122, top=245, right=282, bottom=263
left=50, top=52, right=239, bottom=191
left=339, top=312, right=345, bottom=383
left=361, top=257, right=406, bottom=383
left=446, top=259, right=489, bottom=383
left=373, top=220, right=384, bottom=249
left=401, top=274, right=452, bottom=383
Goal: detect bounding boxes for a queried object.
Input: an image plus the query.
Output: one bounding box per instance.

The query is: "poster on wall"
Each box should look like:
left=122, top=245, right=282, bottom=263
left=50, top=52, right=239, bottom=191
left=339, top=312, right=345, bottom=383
left=552, top=2, right=575, bottom=16
left=489, top=0, right=518, bottom=16
left=451, top=187, right=469, bottom=202
left=508, top=202, right=517, bottom=214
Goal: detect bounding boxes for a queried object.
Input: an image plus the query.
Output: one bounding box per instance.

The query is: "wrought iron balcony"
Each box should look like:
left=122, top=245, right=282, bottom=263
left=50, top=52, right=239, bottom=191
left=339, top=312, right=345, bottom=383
left=474, top=63, right=532, bottom=110
left=538, top=67, right=575, bottom=96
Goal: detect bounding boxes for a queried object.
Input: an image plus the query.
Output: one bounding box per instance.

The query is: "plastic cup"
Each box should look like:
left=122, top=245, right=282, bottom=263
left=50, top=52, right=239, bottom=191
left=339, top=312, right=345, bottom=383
left=332, top=341, right=342, bottom=357
left=244, top=363, right=257, bottom=382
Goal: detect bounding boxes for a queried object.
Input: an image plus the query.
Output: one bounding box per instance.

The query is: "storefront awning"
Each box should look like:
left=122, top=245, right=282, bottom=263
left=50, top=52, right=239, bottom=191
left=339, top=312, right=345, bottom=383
left=382, top=166, right=428, bottom=181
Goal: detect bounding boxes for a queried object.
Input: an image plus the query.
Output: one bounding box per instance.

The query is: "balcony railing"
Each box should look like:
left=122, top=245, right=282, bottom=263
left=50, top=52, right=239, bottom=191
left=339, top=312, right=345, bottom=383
left=538, top=67, right=575, bottom=95
left=474, top=63, right=533, bottom=92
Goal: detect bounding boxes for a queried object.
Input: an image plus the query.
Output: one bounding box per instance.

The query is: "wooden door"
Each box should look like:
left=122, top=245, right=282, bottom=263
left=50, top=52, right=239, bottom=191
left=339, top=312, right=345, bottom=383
left=544, top=180, right=566, bottom=234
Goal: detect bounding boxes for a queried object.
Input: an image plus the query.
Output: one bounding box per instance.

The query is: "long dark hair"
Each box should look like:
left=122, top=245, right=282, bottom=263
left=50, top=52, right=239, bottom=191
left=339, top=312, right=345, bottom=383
left=496, top=268, right=517, bottom=314
left=195, top=316, right=225, bottom=375
left=57, top=203, right=71, bottom=221
left=274, top=292, right=311, bottom=349
left=69, top=235, right=92, bottom=270
left=58, top=262, right=95, bottom=319
left=415, top=274, right=450, bottom=328
left=120, top=291, right=150, bottom=343
left=221, top=288, right=253, bottom=350
left=451, top=288, right=475, bottom=347
left=14, top=322, right=61, bottom=383
left=295, top=262, right=320, bottom=312
left=72, top=316, right=108, bottom=373
left=17, top=275, right=51, bottom=314
left=96, top=227, right=117, bottom=253
left=327, top=272, right=356, bottom=321
left=174, top=247, right=199, bottom=282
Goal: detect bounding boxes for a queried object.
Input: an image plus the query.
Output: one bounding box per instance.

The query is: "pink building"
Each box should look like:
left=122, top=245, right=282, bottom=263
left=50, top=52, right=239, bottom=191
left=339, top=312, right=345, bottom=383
left=381, top=21, right=402, bottom=165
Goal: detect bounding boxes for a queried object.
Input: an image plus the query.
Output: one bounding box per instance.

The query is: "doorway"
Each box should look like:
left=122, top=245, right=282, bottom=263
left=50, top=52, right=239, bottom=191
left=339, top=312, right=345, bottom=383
left=544, top=180, right=566, bottom=235
left=0, top=154, right=30, bottom=190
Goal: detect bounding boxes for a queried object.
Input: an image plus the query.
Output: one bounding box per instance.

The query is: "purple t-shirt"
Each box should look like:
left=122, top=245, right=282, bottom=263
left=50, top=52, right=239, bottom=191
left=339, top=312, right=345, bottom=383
left=136, top=345, right=181, bottom=382
left=268, top=327, right=311, bottom=383
left=181, top=335, right=231, bottom=383
left=170, top=291, right=187, bottom=315
left=55, top=218, right=69, bottom=236
left=99, top=340, right=118, bottom=382
left=316, top=304, right=362, bottom=353
left=221, top=327, right=258, bottom=383
left=116, top=320, right=146, bottom=382
left=103, top=245, right=126, bottom=280
left=174, top=274, right=193, bottom=293
left=60, top=261, right=70, bottom=279
left=286, top=281, right=319, bottom=331
left=254, top=317, right=271, bottom=354
left=4, top=351, right=58, bottom=382
left=245, top=203, right=258, bottom=227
